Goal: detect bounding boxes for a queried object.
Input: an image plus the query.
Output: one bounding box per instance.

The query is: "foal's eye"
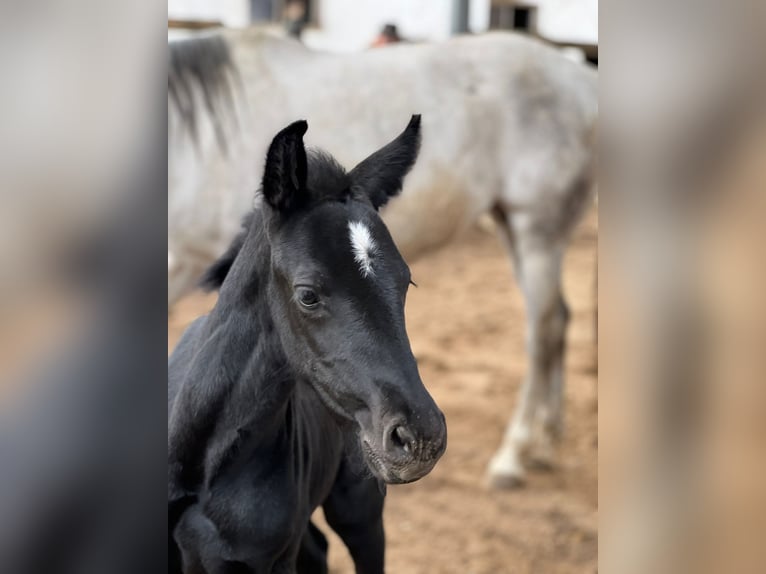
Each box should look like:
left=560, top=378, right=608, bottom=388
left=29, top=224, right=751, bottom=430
left=296, top=287, right=320, bottom=309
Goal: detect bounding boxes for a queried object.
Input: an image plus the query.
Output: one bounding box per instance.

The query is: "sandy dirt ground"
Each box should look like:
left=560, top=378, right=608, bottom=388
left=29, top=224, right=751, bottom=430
left=168, top=207, right=598, bottom=574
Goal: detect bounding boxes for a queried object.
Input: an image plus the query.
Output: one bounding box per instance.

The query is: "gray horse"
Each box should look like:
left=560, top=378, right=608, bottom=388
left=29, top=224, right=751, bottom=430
left=168, top=28, right=597, bottom=487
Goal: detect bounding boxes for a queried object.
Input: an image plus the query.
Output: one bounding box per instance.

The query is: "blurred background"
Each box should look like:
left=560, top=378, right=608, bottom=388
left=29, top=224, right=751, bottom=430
left=169, top=0, right=597, bottom=60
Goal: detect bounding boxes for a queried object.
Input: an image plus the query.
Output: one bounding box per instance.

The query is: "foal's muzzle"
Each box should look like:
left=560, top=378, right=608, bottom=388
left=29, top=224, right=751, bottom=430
left=364, top=408, right=447, bottom=484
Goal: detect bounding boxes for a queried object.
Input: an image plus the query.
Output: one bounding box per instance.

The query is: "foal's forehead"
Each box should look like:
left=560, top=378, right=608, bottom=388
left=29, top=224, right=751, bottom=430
left=347, top=219, right=377, bottom=278
left=292, top=201, right=403, bottom=280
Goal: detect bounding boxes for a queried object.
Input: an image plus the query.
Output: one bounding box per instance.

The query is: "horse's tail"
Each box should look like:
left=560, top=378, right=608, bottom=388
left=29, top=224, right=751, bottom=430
left=168, top=33, right=242, bottom=153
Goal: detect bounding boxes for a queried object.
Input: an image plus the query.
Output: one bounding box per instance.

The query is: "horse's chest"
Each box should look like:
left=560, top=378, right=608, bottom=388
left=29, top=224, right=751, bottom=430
left=190, top=460, right=312, bottom=567
left=304, top=430, right=345, bottom=508
left=192, top=424, right=346, bottom=567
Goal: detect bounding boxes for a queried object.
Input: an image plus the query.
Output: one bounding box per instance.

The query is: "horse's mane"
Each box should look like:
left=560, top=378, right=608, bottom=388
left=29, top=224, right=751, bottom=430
left=199, top=150, right=351, bottom=292
left=198, top=211, right=252, bottom=292
left=168, top=33, right=240, bottom=150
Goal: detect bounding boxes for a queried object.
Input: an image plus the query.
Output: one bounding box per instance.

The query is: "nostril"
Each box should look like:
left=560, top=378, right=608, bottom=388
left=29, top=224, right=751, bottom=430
left=390, top=425, right=416, bottom=455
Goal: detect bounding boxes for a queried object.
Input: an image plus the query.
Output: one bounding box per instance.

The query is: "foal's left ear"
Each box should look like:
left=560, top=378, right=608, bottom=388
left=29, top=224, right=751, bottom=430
left=262, top=120, right=309, bottom=213
left=349, top=115, right=422, bottom=210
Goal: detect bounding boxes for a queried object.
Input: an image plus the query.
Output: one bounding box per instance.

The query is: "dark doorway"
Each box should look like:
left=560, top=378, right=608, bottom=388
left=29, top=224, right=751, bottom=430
left=512, top=7, right=531, bottom=30
left=490, top=3, right=538, bottom=33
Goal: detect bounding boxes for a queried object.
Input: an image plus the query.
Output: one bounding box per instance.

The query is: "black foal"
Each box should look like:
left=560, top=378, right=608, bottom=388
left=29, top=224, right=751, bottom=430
left=168, top=116, right=446, bottom=573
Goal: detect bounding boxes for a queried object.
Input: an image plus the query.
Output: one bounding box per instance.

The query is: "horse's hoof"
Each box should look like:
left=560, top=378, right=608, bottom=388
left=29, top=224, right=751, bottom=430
left=487, top=471, right=526, bottom=489
left=486, top=458, right=526, bottom=489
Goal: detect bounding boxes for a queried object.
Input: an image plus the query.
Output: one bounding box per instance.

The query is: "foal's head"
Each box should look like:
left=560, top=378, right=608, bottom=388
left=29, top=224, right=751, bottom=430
left=230, top=117, right=445, bottom=483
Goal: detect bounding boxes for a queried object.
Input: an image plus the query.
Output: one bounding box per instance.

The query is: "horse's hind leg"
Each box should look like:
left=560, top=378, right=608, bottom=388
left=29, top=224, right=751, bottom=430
left=536, top=295, right=570, bottom=464
left=487, top=207, right=570, bottom=487
left=322, top=463, right=385, bottom=574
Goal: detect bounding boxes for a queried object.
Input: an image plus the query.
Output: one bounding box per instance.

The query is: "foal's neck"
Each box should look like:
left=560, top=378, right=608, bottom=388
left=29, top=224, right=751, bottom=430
left=169, top=222, right=298, bottom=491
left=210, top=222, right=297, bottom=429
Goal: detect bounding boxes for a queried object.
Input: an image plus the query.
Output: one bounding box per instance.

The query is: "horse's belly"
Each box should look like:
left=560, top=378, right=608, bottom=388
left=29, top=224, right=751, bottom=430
left=382, top=179, right=490, bottom=263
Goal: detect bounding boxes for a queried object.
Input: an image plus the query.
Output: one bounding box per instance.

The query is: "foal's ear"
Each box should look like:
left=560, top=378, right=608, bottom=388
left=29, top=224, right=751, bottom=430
left=349, top=115, right=421, bottom=210
left=262, top=120, right=309, bottom=213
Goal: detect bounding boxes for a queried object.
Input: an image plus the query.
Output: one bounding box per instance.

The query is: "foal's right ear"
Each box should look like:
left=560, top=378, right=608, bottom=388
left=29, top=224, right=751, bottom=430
left=349, top=115, right=421, bottom=210
left=262, top=120, right=309, bottom=213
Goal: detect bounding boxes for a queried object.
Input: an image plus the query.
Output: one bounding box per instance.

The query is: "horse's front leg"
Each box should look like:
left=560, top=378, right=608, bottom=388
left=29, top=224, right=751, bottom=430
left=322, top=462, right=385, bottom=574
left=296, top=521, right=329, bottom=574
left=174, top=504, right=281, bottom=574
left=174, top=505, right=231, bottom=574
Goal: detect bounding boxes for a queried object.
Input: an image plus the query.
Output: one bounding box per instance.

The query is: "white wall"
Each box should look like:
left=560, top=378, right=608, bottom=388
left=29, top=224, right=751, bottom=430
left=536, top=0, right=597, bottom=44
left=168, top=0, right=251, bottom=28
left=168, top=0, right=597, bottom=50
left=305, top=0, right=454, bottom=53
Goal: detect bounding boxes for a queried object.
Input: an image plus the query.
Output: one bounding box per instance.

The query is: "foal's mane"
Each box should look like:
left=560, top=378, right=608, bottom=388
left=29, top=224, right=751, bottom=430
left=199, top=150, right=351, bottom=292
left=168, top=33, right=241, bottom=150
